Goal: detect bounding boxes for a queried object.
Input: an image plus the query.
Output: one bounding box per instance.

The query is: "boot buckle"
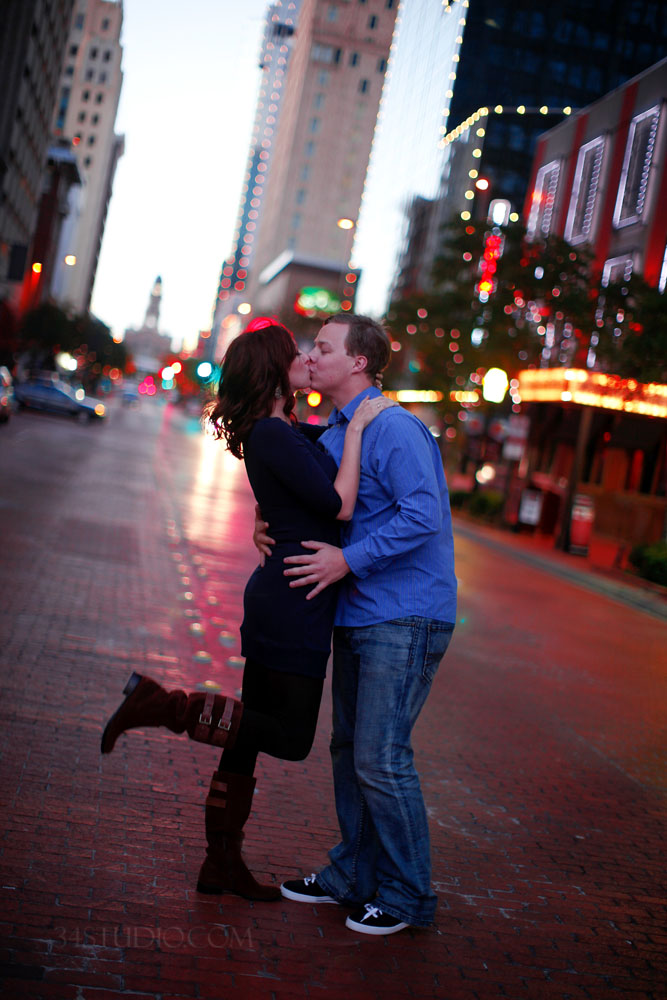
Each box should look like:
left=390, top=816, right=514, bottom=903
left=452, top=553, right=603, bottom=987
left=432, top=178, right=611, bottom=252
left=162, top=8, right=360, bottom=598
left=199, top=693, right=215, bottom=727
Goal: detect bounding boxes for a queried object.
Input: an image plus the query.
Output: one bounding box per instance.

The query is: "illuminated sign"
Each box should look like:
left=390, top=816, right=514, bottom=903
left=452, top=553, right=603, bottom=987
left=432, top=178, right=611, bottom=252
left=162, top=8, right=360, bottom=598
left=518, top=368, right=667, bottom=418
left=294, top=287, right=342, bottom=317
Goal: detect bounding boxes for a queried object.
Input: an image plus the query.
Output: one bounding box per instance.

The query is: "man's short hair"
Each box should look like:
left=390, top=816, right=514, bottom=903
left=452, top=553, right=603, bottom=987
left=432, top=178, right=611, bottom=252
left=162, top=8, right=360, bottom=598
left=324, top=313, right=390, bottom=381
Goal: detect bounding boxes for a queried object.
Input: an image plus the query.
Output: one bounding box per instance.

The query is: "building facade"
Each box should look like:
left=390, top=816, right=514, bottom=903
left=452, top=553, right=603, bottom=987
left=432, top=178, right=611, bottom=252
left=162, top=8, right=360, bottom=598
left=355, top=0, right=667, bottom=316
left=211, top=0, right=397, bottom=354
left=50, top=0, right=124, bottom=314
left=525, top=58, right=667, bottom=291
left=0, top=0, right=75, bottom=302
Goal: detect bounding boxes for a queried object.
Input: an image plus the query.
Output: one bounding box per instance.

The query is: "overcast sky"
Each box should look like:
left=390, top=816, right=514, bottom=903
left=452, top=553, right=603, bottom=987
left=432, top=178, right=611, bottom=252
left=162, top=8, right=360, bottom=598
left=90, top=0, right=268, bottom=349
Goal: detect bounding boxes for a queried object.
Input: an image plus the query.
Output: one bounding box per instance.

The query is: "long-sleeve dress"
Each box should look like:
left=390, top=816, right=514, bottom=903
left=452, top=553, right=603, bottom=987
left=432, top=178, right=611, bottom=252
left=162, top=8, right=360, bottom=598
left=240, top=417, right=341, bottom=678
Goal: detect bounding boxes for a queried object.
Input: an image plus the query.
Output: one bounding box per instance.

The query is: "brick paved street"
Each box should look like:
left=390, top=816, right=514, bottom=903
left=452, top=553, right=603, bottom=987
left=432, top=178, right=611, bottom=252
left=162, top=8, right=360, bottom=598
left=1, top=400, right=666, bottom=1000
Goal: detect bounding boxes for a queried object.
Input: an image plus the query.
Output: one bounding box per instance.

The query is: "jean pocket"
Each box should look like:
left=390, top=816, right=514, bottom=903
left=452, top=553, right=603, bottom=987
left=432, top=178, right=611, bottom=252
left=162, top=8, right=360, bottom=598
left=422, top=622, right=454, bottom=684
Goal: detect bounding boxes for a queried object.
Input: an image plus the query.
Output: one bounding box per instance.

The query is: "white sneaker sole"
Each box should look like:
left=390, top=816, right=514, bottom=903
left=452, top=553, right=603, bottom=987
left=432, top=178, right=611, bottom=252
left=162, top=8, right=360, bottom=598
left=280, top=884, right=338, bottom=904
left=345, top=915, right=409, bottom=935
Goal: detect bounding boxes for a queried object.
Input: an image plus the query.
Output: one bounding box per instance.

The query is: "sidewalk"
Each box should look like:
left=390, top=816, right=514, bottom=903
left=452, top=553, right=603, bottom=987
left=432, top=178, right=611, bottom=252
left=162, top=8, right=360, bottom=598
left=452, top=514, right=667, bottom=622
left=1, top=404, right=666, bottom=1000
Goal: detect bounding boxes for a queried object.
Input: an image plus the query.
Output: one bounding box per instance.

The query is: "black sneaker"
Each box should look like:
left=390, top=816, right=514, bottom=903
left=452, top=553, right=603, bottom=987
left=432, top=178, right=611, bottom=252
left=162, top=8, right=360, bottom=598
left=345, top=903, right=409, bottom=936
left=280, top=874, right=338, bottom=904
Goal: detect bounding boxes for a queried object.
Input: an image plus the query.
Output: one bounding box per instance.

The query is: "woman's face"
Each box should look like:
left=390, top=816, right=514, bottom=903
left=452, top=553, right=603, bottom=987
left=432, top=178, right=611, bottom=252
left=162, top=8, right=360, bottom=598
left=287, top=348, right=311, bottom=392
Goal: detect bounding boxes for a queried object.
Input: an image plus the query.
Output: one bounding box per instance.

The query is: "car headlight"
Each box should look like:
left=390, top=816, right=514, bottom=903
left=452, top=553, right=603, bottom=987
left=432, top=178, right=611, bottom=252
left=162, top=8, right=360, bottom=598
left=94, top=403, right=106, bottom=417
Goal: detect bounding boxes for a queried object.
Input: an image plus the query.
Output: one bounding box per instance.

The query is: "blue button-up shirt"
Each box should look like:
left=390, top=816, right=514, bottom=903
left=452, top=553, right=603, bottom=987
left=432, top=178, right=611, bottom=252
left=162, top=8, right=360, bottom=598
left=319, top=388, right=457, bottom=627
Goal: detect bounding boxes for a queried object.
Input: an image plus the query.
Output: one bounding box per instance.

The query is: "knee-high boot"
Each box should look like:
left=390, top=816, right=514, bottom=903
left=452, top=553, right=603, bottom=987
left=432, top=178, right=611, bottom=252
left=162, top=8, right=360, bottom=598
left=101, top=672, right=243, bottom=754
left=196, top=770, right=280, bottom=901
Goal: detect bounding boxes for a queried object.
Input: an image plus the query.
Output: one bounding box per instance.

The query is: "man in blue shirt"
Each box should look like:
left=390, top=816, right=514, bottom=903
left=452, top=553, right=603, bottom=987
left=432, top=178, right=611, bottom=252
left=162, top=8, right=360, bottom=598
left=273, top=314, right=457, bottom=935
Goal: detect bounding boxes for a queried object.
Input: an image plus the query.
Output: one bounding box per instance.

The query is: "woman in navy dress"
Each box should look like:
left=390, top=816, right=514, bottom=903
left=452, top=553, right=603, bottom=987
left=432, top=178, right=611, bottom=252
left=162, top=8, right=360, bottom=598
left=101, top=320, right=393, bottom=901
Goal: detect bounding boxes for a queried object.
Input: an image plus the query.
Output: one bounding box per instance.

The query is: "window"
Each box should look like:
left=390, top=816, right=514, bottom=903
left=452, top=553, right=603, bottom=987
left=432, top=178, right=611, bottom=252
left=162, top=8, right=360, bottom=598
left=313, top=93, right=324, bottom=109
left=527, top=160, right=560, bottom=239
left=75, top=14, right=84, bottom=29
left=350, top=52, right=360, bottom=66
left=327, top=4, right=338, bottom=21
left=565, top=136, right=605, bottom=244
left=318, top=70, right=329, bottom=87
left=88, top=135, right=95, bottom=146
left=368, top=15, right=378, bottom=28
left=69, top=44, right=78, bottom=56
left=602, top=255, right=634, bottom=286
left=305, top=141, right=315, bottom=157
left=377, top=57, right=386, bottom=72
left=103, top=50, right=112, bottom=62
left=95, top=93, right=104, bottom=104
left=659, top=243, right=667, bottom=293
left=85, top=68, right=94, bottom=81
left=84, top=156, right=92, bottom=167
left=291, top=212, right=301, bottom=230
left=90, top=47, right=98, bottom=59
left=101, top=17, right=110, bottom=30
left=98, top=72, right=107, bottom=83
left=309, top=117, right=320, bottom=133
left=311, top=44, right=340, bottom=63
left=613, top=105, right=661, bottom=228
left=359, top=78, right=369, bottom=94
left=65, top=65, right=74, bottom=76
left=55, top=87, right=70, bottom=130
left=296, top=188, right=306, bottom=205
left=77, top=111, right=86, bottom=122
left=386, top=0, right=395, bottom=7
left=82, top=89, right=90, bottom=102
left=92, top=114, right=99, bottom=124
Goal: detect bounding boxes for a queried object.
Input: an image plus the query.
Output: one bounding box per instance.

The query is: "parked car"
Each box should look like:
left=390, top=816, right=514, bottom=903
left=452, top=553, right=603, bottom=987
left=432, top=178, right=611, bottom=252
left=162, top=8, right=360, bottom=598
left=0, top=366, right=14, bottom=423
left=14, top=375, right=106, bottom=421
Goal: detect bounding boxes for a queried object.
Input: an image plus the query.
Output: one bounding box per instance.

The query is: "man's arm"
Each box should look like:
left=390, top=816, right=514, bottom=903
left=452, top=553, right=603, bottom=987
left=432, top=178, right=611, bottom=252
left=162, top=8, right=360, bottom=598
left=285, top=414, right=443, bottom=588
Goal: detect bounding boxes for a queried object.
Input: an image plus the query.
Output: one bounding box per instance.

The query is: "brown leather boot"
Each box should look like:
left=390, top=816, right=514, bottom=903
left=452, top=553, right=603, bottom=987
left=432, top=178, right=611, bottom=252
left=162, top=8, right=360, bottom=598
left=101, top=672, right=243, bottom=754
left=196, top=770, right=280, bottom=900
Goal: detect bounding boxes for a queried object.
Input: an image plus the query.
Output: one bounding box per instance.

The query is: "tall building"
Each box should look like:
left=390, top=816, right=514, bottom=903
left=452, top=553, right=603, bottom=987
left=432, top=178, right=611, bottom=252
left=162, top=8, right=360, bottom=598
left=0, top=0, right=75, bottom=303
left=211, top=0, right=398, bottom=353
left=123, top=276, right=171, bottom=373
left=50, top=0, right=124, bottom=314
left=354, top=0, right=667, bottom=316
left=211, top=0, right=303, bottom=344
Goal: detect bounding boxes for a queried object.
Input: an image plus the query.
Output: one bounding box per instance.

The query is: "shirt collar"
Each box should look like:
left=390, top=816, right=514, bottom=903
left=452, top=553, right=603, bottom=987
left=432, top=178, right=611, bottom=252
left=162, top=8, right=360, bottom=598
left=327, top=386, right=382, bottom=427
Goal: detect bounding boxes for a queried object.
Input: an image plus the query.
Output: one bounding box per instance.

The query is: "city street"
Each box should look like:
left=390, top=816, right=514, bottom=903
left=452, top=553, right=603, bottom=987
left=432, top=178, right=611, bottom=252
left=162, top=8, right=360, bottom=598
left=1, top=398, right=665, bottom=1000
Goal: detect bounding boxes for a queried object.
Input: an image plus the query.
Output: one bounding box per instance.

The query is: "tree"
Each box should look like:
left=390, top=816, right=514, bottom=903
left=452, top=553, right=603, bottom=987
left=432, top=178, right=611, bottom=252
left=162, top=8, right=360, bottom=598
left=593, top=276, right=667, bottom=383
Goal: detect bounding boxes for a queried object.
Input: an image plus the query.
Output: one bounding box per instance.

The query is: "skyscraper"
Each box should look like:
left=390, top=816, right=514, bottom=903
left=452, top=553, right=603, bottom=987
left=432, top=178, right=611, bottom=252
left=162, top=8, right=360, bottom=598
left=211, top=0, right=398, bottom=353
left=50, top=0, right=124, bottom=313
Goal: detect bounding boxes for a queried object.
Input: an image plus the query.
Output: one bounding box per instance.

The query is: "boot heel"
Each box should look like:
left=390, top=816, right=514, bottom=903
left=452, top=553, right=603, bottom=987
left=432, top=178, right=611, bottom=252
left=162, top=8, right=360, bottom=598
left=123, top=672, right=142, bottom=696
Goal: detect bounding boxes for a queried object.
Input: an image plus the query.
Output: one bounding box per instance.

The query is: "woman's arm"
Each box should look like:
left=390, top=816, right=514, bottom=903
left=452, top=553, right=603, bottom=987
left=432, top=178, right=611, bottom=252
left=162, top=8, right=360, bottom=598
left=333, top=396, right=397, bottom=521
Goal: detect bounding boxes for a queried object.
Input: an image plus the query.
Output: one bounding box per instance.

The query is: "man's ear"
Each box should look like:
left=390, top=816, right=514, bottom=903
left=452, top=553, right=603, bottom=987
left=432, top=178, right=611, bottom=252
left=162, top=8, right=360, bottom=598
left=351, top=354, right=368, bottom=374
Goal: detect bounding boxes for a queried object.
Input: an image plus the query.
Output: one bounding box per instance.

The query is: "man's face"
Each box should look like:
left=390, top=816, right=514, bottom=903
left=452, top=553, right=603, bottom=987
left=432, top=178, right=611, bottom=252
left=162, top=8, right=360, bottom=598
left=308, top=322, right=357, bottom=396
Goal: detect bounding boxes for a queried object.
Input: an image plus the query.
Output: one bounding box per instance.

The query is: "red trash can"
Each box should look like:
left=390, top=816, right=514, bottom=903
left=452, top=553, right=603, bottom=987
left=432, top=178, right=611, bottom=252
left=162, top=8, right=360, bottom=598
left=569, top=493, right=595, bottom=555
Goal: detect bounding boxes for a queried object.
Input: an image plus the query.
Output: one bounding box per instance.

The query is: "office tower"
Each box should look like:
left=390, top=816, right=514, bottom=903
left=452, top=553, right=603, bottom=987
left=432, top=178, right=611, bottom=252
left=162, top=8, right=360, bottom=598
left=50, top=0, right=124, bottom=313
left=211, top=0, right=398, bottom=353
left=353, top=0, right=667, bottom=315
left=0, top=0, right=75, bottom=302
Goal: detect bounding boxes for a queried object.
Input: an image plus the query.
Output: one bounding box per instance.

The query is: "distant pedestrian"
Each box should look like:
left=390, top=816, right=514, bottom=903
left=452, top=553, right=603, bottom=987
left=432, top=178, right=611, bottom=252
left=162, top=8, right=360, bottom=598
left=101, top=319, right=392, bottom=900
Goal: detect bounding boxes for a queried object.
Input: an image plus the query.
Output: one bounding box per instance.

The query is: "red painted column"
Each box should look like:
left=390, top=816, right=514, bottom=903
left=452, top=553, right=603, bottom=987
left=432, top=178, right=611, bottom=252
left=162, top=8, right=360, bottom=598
left=593, top=81, right=639, bottom=277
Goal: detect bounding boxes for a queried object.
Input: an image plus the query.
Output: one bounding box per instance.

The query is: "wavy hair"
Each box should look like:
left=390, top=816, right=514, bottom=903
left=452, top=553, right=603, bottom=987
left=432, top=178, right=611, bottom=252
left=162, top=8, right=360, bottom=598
left=206, top=320, right=298, bottom=459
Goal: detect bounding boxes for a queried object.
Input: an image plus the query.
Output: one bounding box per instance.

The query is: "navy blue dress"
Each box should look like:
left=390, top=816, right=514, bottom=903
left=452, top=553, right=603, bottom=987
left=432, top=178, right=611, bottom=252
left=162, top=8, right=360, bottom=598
left=240, top=418, right=341, bottom=677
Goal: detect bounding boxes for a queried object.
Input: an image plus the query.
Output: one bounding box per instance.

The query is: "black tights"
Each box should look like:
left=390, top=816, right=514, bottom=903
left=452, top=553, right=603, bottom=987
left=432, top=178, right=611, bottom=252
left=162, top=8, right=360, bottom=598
left=219, top=658, right=324, bottom=777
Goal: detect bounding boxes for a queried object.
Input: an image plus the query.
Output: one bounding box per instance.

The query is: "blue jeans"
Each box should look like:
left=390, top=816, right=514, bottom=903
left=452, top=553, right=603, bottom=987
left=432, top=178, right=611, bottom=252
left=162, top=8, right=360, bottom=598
left=317, top=616, right=454, bottom=927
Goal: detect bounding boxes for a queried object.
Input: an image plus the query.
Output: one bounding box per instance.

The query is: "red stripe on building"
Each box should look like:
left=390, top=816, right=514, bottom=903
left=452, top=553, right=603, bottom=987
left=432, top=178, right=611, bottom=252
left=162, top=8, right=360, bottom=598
left=556, top=112, right=589, bottom=236
left=593, top=80, right=639, bottom=277
left=643, top=117, right=667, bottom=286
